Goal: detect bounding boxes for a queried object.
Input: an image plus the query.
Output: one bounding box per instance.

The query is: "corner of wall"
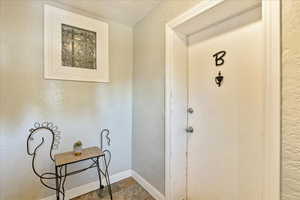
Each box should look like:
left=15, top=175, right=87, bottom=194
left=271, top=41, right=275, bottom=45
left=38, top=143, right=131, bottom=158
left=0, top=0, right=5, bottom=198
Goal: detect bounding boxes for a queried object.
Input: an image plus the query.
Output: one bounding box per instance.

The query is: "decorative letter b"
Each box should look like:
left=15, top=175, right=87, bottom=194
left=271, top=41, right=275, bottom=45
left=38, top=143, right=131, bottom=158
left=213, top=51, right=226, bottom=66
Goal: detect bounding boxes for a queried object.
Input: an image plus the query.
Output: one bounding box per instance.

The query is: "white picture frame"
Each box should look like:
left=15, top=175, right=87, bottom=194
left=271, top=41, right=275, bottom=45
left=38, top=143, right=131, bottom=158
left=44, top=4, right=109, bottom=82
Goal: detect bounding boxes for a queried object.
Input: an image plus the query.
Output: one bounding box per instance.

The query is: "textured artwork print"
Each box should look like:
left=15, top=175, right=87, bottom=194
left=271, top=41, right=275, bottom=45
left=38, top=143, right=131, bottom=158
left=61, top=24, right=97, bottom=70
left=45, top=5, right=109, bottom=82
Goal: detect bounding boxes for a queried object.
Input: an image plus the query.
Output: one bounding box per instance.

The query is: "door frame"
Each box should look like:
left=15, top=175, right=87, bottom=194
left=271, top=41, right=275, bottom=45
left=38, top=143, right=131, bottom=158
left=165, top=1, right=281, bottom=200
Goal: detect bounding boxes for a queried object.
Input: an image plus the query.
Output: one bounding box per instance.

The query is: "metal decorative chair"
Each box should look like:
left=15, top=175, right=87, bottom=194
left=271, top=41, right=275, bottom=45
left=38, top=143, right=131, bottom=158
left=26, top=122, right=112, bottom=200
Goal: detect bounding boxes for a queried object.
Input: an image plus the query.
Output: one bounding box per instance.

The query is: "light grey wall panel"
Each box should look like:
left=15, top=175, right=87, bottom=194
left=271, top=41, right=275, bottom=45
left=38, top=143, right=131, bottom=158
left=0, top=1, right=133, bottom=199
left=132, top=0, right=202, bottom=194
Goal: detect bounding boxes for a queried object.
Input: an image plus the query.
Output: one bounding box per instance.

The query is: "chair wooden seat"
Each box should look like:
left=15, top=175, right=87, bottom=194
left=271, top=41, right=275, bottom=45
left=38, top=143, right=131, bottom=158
left=54, top=146, right=104, bottom=167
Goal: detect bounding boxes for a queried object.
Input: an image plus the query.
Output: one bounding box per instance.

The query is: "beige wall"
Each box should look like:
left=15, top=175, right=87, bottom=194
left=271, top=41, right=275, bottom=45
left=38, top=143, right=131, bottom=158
left=132, top=0, right=202, bottom=194
left=282, top=0, right=300, bottom=199
left=0, top=0, right=133, bottom=199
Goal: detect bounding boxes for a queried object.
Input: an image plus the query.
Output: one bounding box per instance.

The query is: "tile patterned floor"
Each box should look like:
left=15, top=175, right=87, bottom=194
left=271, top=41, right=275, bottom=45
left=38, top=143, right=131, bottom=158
left=71, top=177, right=155, bottom=200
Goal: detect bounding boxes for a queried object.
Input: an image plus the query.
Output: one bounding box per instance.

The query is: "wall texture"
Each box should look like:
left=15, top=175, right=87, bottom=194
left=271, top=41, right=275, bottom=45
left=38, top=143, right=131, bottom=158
left=0, top=0, right=133, bottom=199
left=132, top=0, right=202, bottom=194
left=282, top=0, right=300, bottom=199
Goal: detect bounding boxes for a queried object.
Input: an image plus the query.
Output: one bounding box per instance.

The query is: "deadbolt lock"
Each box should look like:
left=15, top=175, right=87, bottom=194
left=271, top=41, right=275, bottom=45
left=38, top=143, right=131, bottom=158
left=186, top=126, right=194, bottom=133
left=187, top=107, right=194, bottom=114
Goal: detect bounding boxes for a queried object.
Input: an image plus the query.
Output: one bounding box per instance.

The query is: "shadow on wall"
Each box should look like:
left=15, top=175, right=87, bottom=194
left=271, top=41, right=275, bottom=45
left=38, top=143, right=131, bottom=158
left=188, top=6, right=261, bottom=45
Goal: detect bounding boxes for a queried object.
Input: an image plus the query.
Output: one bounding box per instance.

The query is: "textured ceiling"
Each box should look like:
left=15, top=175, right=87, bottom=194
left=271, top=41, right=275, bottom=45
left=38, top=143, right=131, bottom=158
left=52, top=0, right=162, bottom=26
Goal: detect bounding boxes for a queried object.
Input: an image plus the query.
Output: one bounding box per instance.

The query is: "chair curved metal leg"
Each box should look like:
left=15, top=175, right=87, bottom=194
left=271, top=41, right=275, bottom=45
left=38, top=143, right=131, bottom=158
left=55, top=166, right=60, bottom=200
left=96, top=157, right=105, bottom=191
left=61, top=165, right=67, bottom=200
left=103, top=155, right=113, bottom=200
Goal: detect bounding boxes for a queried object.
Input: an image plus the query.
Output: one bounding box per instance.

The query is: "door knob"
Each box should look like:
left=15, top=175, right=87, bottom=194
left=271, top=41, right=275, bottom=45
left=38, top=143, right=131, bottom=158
left=186, top=126, right=194, bottom=133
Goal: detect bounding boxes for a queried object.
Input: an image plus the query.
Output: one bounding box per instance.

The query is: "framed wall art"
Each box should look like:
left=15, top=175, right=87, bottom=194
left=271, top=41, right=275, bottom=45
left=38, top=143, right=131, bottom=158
left=44, top=5, right=109, bottom=82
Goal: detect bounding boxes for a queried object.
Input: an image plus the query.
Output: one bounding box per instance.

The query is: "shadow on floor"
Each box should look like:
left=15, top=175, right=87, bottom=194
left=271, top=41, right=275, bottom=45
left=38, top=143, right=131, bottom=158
left=71, top=177, right=155, bottom=200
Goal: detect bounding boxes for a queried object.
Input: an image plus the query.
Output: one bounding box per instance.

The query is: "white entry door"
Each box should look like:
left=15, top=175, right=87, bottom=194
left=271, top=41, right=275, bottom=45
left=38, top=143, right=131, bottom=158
left=187, top=20, right=265, bottom=200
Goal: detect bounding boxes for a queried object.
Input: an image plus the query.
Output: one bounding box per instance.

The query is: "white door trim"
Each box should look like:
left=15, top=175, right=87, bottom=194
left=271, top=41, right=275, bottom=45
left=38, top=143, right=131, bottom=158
left=165, top=1, right=281, bottom=200
left=262, top=1, right=281, bottom=200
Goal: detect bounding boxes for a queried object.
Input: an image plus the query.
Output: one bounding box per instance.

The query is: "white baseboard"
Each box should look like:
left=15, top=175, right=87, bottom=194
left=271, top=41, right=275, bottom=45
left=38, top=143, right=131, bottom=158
left=40, top=169, right=131, bottom=200
left=131, top=170, right=165, bottom=200
left=40, top=169, right=165, bottom=200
